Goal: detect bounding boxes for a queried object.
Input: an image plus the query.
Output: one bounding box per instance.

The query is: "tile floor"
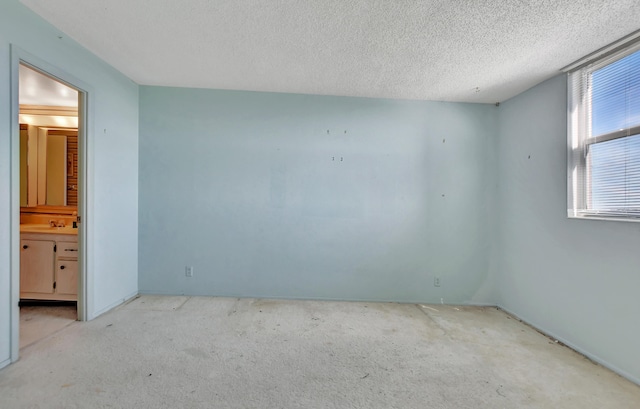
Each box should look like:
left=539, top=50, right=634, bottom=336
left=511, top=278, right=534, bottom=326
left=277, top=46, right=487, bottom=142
left=20, top=303, right=77, bottom=349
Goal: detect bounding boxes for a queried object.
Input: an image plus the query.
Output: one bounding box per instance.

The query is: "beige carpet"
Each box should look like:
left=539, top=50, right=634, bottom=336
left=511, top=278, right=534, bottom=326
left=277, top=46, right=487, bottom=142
left=2, top=296, right=639, bottom=408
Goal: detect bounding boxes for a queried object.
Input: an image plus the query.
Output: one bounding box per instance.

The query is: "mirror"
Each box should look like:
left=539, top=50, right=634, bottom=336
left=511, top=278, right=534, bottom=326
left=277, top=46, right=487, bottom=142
left=20, top=125, right=78, bottom=207
left=20, top=124, right=78, bottom=207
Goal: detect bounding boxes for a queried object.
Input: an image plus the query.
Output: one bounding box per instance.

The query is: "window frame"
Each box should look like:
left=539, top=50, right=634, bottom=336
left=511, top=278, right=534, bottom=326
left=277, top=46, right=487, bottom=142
left=567, top=38, right=640, bottom=222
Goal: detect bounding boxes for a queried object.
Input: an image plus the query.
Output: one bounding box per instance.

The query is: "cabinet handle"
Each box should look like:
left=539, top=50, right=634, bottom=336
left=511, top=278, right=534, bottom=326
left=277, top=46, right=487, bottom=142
left=64, top=249, right=78, bottom=252
left=22, top=245, right=28, bottom=249
left=60, top=265, right=66, bottom=270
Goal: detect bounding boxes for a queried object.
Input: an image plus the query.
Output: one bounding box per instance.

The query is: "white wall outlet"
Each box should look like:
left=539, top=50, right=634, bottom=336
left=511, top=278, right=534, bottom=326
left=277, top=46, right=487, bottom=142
left=185, top=266, right=193, bottom=277
left=434, top=277, right=441, bottom=287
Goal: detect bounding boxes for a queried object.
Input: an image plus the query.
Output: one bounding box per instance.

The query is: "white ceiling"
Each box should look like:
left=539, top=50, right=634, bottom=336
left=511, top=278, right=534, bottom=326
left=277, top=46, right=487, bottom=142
left=20, top=0, right=640, bottom=103
left=19, top=63, right=78, bottom=107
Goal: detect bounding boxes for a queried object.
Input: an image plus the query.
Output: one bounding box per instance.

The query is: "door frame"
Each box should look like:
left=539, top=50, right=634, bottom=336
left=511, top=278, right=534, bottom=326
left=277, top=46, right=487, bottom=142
left=9, top=45, right=92, bottom=362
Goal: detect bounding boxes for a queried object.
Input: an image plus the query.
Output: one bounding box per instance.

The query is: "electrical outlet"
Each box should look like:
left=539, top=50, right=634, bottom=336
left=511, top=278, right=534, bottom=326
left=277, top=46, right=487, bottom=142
left=185, top=266, right=193, bottom=277
left=434, top=277, right=441, bottom=287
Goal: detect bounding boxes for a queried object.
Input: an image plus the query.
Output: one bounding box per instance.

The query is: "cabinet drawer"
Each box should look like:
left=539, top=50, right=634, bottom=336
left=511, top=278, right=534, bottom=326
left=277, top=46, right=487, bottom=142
left=57, top=241, right=78, bottom=259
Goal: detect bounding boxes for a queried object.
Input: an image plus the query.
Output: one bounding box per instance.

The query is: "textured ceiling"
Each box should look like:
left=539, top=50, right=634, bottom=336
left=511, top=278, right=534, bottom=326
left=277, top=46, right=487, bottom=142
left=20, top=0, right=640, bottom=103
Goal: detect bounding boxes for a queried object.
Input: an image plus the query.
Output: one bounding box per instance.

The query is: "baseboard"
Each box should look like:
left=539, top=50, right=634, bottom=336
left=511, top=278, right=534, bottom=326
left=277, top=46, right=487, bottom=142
left=0, top=358, right=11, bottom=371
left=137, top=290, right=495, bottom=306
left=89, top=290, right=138, bottom=320
left=498, top=305, right=640, bottom=386
left=461, top=301, right=497, bottom=307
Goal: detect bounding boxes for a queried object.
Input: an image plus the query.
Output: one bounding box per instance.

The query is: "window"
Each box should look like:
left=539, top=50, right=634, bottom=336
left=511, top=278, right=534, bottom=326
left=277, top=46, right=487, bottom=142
left=568, top=38, right=640, bottom=220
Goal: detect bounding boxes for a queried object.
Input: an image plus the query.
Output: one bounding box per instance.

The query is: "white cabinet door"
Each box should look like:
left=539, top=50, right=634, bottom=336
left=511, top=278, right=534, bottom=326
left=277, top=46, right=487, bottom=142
left=20, top=239, right=55, bottom=294
left=55, top=259, right=77, bottom=296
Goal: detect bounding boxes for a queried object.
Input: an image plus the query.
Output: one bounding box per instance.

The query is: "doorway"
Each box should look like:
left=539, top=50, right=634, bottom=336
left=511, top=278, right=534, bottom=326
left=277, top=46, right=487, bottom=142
left=10, top=50, right=89, bottom=361
left=18, top=64, right=79, bottom=348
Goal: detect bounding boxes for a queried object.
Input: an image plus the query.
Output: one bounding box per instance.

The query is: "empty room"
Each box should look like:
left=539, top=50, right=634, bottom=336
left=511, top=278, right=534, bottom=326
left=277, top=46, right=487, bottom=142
left=1, top=0, right=640, bottom=408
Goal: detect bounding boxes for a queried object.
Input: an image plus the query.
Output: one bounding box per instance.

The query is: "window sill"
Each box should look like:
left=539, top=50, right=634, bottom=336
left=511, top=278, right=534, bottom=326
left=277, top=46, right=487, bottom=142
left=568, top=214, right=640, bottom=223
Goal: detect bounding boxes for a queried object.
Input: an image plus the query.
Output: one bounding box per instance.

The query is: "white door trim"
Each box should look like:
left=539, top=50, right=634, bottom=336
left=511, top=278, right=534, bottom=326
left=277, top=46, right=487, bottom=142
left=9, top=45, right=93, bottom=362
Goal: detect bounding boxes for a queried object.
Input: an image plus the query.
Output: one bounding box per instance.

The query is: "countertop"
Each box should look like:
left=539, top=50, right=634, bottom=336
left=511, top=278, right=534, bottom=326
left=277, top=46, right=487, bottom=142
left=20, top=224, right=78, bottom=236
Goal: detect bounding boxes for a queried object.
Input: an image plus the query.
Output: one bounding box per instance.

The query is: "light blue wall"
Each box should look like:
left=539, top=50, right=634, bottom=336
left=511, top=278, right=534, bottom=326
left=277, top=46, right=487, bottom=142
left=139, top=87, right=498, bottom=303
left=0, top=0, right=139, bottom=367
left=496, top=74, right=640, bottom=383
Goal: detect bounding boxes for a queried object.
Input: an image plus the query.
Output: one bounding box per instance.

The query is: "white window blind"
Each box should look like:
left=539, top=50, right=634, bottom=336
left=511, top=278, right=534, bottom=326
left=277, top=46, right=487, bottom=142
left=568, top=40, right=640, bottom=220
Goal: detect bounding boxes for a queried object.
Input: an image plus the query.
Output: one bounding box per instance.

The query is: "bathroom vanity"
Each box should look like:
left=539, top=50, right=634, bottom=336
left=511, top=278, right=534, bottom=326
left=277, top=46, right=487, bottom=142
left=20, top=224, right=78, bottom=301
